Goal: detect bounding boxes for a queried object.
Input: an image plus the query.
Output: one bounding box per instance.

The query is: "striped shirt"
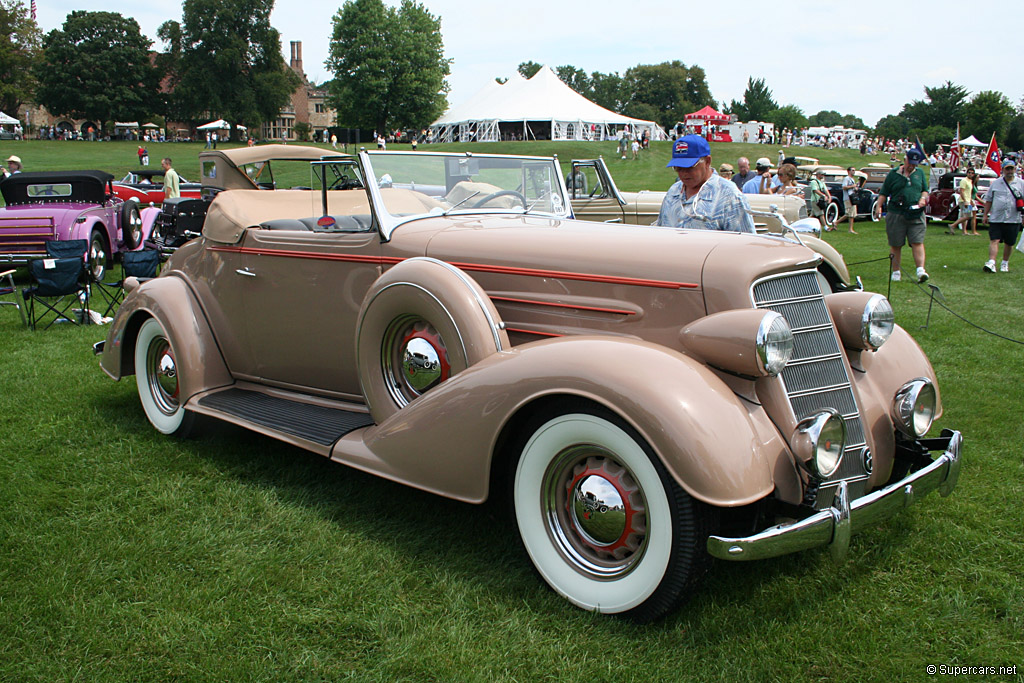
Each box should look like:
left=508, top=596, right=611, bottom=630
left=656, top=173, right=756, bottom=232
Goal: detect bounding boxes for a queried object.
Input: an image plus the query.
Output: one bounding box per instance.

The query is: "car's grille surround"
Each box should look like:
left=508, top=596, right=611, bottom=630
left=751, top=270, right=868, bottom=507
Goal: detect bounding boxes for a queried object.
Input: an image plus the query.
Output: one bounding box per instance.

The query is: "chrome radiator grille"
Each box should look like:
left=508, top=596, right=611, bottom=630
left=752, top=270, right=868, bottom=507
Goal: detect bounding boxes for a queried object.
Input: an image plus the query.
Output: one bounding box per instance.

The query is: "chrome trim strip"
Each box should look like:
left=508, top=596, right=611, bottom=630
left=707, top=430, right=962, bottom=561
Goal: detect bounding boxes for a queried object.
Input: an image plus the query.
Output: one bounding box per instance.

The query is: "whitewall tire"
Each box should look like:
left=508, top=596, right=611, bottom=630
left=135, top=318, right=193, bottom=436
left=513, top=409, right=712, bottom=622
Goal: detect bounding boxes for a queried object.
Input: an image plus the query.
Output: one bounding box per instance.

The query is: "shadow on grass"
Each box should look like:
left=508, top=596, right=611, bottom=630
left=90, top=386, right=939, bottom=640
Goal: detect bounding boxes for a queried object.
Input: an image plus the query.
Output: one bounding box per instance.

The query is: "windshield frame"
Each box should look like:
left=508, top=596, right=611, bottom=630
left=356, top=150, right=573, bottom=240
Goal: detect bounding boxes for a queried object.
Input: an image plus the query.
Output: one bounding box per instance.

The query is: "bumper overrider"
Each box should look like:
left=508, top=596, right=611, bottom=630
left=707, top=429, right=962, bottom=562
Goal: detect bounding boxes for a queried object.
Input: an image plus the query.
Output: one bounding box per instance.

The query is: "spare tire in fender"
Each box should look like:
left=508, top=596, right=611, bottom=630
left=356, top=257, right=509, bottom=423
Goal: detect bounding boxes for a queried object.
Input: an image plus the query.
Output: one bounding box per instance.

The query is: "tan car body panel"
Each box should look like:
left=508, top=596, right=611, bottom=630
left=101, top=174, right=941, bottom=508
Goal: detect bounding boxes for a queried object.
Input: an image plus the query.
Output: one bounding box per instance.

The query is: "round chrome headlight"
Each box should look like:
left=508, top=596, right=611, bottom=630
left=756, top=312, right=794, bottom=376
left=892, top=378, right=937, bottom=437
left=792, top=409, right=846, bottom=479
left=862, top=294, right=894, bottom=349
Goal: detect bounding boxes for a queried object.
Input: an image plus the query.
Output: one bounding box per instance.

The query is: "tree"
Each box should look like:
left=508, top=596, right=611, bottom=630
left=769, top=104, right=807, bottom=134
left=727, top=77, right=778, bottom=122
left=160, top=0, right=299, bottom=138
left=918, top=125, right=954, bottom=152
left=621, top=61, right=713, bottom=130
left=0, top=0, right=41, bottom=117
left=900, top=81, right=968, bottom=131
left=327, top=0, right=449, bottom=134
left=34, top=11, right=159, bottom=130
left=874, top=114, right=909, bottom=141
left=293, top=120, right=311, bottom=142
left=517, top=61, right=542, bottom=79
left=808, top=110, right=843, bottom=127
left=963, top=90, right=1015, bottom=142
left=589, top=71, right=624, bottom=112
left=555, top=65, right=590, bottom=95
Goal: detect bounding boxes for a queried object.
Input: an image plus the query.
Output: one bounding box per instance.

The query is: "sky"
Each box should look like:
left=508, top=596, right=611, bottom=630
left=35, top=0, right=1024, bottom=129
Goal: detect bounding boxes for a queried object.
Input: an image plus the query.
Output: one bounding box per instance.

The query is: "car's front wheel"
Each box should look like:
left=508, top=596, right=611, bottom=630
left=135, top=318, right=194, bottom=436
left=513, top=408, right=714, bottom=623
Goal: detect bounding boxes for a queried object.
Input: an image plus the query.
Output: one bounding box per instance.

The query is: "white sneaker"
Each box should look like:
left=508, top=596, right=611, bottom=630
left=891, top=270, right=901, bottom=282
left=916, top=267, right=929, bottom=283
left=1001, top=261, right=1009, bottom=272
left=984, top=260, right=996, bottom=273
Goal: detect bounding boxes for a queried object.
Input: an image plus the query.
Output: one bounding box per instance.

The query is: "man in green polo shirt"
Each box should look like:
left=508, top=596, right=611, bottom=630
left=161, top=158, right=180, bottom=199
left=877, top=148, right=930, bottom=282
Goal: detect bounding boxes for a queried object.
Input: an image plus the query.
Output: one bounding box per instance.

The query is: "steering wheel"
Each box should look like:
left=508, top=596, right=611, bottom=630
left=470, top=190, right=526, bottom=209
left=329, top=176, right=363, bottom=190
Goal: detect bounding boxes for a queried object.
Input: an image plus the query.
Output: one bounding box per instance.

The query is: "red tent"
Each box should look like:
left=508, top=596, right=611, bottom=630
left=685, top=106, right=730, bottom=124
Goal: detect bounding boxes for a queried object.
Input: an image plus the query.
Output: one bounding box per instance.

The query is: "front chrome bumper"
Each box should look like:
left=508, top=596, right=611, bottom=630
left=708, top=429, right=961, bottom=562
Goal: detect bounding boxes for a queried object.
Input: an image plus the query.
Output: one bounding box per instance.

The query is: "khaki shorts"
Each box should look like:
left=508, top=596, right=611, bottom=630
left=885, top=211, right=927, bottom=247
left=844, top=199, right=857, bottom=218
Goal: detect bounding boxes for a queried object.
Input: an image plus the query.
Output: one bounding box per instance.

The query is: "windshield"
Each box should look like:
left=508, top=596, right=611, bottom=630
left=362, top=151, right=569, bottom=224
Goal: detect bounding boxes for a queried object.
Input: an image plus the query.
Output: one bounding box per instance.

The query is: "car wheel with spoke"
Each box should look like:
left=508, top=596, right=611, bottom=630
left=135, top=318, right=194, bottom=436
left=89, top=230, right=109, bottom=282
left=513, top=408, right=714, bottom=623
left=824, top=202, right=840, bottom=227
left=121, top=200, right=143, bottom=249
left=871, top=200, right=882, bottom=222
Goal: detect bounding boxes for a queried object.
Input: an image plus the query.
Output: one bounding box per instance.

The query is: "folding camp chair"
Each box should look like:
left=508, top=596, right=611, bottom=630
left=0, top=268, right=27, bottom=327
left=92, top=249, right=161, bottom=318
left=22, top=256, right=90, bottom=330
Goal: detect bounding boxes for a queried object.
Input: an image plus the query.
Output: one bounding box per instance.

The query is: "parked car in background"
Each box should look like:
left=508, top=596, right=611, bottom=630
left=0, top=170, right=157, bottom=279
left=566, top=157, right=852, bottom=290
left=97, top=150, right=960, bottom=622
left=926, top=168, right=994, bottom=221
left=859, top=164, right=892, bottom=191
left=150, top=144, right=329, bottom=251
left=113, top=170, right=201, bottom=206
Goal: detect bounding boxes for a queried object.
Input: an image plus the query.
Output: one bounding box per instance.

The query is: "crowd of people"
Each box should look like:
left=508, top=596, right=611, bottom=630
left=651, top=135, right=1024, bottom=280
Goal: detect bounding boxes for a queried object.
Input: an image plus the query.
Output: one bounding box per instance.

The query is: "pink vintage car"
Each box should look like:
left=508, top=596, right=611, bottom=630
left=0, top=170, right=159, bottom=279
left=96, top=151, right=961, bottom=622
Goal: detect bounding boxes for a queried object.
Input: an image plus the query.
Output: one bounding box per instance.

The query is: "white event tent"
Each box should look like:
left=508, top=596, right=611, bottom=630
left=0, top=111, right=19, bottom=124
left=430, top=66, right=667, bottom=144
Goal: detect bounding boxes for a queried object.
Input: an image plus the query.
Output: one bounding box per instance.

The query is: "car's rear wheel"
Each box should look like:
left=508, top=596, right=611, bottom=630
left=513, top=408, right=714, bottom=623
left=135, top=317, right=194, bottom=436
left=89, top=230, right=109, bottom=281
left=824, top=202, right=840, bottom=227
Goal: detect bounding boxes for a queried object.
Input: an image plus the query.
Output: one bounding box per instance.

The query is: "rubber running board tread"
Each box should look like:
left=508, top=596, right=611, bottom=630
left=198, top=388, right=373, bottom=446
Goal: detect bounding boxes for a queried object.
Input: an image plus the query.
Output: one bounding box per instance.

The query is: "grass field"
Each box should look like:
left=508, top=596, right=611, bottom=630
left=1, top=140, right=1022, bottom=682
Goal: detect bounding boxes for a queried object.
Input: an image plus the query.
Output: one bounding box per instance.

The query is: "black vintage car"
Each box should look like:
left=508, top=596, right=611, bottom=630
left=148, top=197, right=208, bottom=251
left=823, top=182, right=881, bottom=225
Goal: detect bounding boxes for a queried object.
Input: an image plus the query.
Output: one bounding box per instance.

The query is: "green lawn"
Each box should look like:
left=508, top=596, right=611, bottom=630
left=1, top=140, right=1022, bottom=682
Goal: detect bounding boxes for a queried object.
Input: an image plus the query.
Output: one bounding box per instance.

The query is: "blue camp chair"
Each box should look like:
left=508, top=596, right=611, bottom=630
left=92, top=249, right=162, bottom=317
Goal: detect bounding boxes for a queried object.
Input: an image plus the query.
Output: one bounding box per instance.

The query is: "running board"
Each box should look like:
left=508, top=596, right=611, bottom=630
left=195, top=387, right=374, bottom=448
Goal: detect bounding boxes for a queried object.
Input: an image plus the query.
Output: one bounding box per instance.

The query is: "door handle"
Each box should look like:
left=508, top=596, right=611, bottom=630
left=235, top=268, right=256, bottom=277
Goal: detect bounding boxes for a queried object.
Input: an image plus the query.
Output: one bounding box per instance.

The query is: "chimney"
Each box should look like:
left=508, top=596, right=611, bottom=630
left=290, top=41, right=303, bottom=73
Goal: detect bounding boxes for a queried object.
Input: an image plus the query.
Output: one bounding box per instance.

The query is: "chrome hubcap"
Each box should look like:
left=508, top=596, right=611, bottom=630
left=402, top=335, right=443, bottom=392
left=147, top=337, right=178, bottom=415
left=543, top=446, right=647, bottom=578
left=382, top=316, right=450, bottom=406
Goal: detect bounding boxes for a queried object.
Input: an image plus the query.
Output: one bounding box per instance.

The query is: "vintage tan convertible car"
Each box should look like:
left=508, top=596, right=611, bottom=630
left=96, top=151, right=961, bottom=622
left=566, top=157, right=854, bottom=290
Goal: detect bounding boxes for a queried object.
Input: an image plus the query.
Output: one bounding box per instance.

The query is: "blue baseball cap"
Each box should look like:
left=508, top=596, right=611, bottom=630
left=667, top=135, right=710, bottom=168
left=906, top=148, right=925, bottom=164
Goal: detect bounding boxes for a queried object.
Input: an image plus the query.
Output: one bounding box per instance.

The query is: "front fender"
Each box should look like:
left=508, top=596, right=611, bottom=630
left=100, top=275, right=232, bottom=403
left=340, top=336, right=780, bottom=506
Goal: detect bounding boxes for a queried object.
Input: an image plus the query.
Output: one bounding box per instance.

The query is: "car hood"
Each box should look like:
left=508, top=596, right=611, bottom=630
left=417, top=215, right=819, bottom=309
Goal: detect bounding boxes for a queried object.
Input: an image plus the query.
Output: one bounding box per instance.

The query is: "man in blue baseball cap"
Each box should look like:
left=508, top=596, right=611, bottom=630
left=655, top=135, right=755, bottom=232
left=877, top=147, right=930, bottom=282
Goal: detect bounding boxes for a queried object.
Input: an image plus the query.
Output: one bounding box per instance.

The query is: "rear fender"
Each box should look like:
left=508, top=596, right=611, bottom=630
left=100, top=275, right=232, bottom=402
left=343, top=336, right=780, bottom=506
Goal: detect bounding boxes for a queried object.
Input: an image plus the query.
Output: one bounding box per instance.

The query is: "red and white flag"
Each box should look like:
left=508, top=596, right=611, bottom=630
left=949, top=123, right=961, bottom=171
left=984, top=132, right=1002, bottom=174
left=30, top=0, right=36, bottom=20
